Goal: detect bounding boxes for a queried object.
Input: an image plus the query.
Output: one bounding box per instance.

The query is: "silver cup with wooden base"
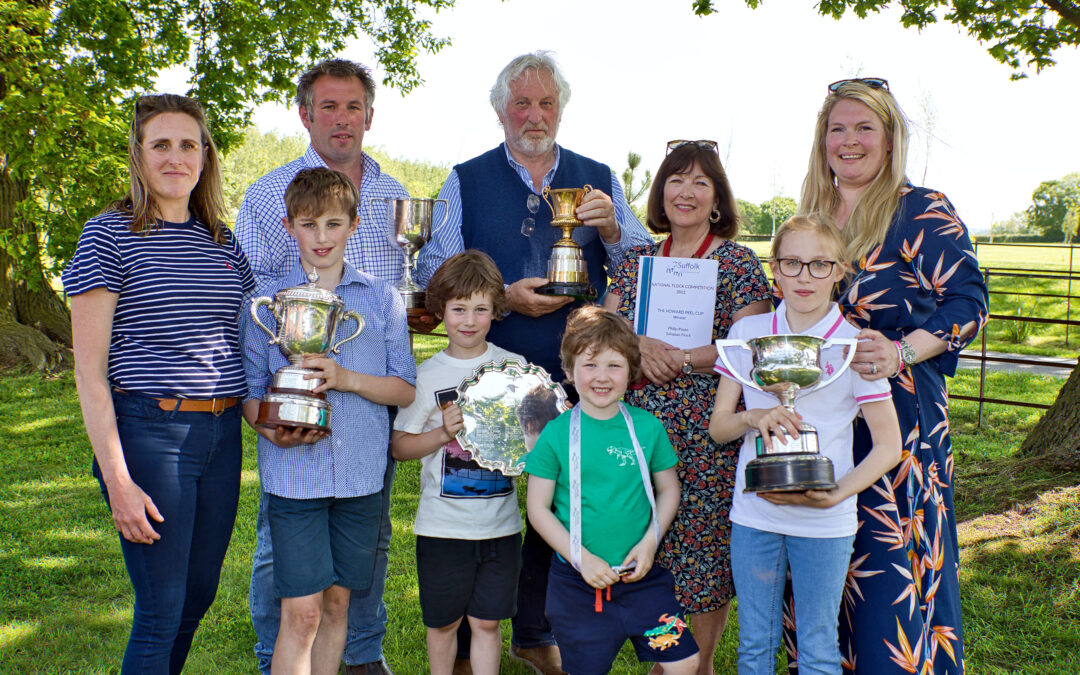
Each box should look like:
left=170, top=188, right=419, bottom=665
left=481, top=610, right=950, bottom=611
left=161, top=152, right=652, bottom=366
left=249, top=269, right=365, bottom=434
left=536, top=185, right=597, bottom=300
left=715, top=334, right=856, bottom=492
left=371, top=197, right=448, bottom=314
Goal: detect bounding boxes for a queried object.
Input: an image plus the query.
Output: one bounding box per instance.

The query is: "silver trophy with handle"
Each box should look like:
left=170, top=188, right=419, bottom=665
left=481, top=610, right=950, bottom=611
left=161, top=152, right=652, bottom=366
left=715, top=334, right=856, bottom=492
left=370, top=197, right=449, bottom=312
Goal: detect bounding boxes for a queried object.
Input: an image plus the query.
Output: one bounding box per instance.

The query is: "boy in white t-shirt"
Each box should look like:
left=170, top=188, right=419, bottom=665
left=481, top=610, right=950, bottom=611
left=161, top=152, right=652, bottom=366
left=391, top=250, right=536, bottom=675
left=709, top=215, right=902, bottom=675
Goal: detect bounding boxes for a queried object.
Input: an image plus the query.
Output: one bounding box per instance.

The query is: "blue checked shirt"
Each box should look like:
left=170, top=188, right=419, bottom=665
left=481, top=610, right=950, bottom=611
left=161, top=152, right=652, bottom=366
left=235, top=146, right=410, bottom=286
left=415, top=143, right=652, bottom=286
left=241, top=259, right=417, bottom=499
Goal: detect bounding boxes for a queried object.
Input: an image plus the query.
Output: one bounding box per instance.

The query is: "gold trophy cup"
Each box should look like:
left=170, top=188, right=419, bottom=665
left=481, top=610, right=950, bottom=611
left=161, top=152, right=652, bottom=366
left=536, top=185, right=597, bottom=300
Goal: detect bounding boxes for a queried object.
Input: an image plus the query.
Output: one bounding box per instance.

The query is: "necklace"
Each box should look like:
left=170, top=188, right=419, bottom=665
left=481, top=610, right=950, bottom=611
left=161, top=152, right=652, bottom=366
left=661, top=232, right=714, bottom=258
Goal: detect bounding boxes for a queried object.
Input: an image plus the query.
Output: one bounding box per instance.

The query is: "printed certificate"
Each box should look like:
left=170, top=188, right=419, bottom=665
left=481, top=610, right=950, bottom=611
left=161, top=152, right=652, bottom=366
left=634, top=255, right=719, bottom=349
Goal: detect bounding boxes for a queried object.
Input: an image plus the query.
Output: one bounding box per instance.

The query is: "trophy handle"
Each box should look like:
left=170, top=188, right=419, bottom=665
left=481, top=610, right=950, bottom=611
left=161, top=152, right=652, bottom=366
left=714, top=339, right=763, bottom=392
left=809, top=337, right=859, bottom=392
left=433, top=198, right=449, bottom=234
left=328, top=310, right=365, bottom=355
left=540, top=186, right=554, bottom=215
left=249, top=297, right=279, bottom=345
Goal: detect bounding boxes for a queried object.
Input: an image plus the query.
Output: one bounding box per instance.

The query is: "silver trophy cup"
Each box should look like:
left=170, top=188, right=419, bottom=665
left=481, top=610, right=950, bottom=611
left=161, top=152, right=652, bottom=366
left=715, top=334, right=856, bottom=492
left=370, top=197, right=449, bottom=310
left=250, top=269, right=365, bottom=433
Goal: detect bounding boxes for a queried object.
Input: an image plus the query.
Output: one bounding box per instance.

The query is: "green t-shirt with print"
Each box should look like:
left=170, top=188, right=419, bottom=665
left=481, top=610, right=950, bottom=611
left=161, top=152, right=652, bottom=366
left=524, top=405, right=677, bottom=566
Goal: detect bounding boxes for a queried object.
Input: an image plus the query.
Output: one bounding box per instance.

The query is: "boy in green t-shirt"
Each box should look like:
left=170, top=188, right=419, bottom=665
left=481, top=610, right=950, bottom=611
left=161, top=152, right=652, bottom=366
left=524, top=306, right=700, bottom=675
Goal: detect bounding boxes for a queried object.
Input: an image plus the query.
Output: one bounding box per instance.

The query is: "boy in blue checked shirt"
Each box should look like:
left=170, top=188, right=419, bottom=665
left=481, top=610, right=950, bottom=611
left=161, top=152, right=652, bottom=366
left=241, top=167, right=416, bottom=675
left=524, top=307, right=699, bottom=675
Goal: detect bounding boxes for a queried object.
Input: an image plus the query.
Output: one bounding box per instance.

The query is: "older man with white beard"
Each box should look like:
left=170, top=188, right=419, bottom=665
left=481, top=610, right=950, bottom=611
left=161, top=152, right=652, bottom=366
left=416, top=51, right=651, bottom=675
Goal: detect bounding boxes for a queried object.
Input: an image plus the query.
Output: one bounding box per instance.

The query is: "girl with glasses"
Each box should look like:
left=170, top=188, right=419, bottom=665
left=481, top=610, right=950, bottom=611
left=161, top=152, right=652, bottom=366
left=708, top=214, right=901, bottom=675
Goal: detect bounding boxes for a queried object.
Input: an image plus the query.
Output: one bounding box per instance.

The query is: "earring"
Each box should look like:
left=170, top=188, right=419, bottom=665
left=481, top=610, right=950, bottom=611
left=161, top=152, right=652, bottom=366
left=709, top=209, right=721, bottom=224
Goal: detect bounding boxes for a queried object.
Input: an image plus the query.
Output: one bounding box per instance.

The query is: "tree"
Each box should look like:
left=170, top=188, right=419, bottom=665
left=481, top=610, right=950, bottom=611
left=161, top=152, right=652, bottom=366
left=1, top=0, right=451, bottom=370
left=1028, top=173, right=1080, bottom=243
left=690, top=0, right=1080, bottom=77
left=988, top=211, right=1031, bottom=239
left=736, top=196, right=796, bottom=236
left=220, top=130, right=452, bottom=221
left=621, top=151, right=652, bottom=225
left=737, top=199, right=763, bottom=236
left=759, top=196, right=797, bottom=236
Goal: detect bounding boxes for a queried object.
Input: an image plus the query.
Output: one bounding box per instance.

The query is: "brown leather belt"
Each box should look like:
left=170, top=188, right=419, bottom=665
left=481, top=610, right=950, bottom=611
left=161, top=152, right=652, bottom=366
left=155, top=397, right=239, bottom=415
left=113, top=388, right=239, bottom=415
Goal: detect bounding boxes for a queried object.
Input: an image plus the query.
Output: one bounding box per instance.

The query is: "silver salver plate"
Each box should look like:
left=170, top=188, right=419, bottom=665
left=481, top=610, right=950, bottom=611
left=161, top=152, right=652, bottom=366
left=456, top=359, right=569, bottom=476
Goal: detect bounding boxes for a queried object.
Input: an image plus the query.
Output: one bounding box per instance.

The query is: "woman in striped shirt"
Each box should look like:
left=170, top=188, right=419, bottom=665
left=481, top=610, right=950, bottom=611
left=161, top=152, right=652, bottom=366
left=63, top=94, right=255, bottom=674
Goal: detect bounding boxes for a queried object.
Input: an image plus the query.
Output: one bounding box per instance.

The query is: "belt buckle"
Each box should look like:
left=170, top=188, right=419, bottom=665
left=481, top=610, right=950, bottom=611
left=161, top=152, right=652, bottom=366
left=211, top=398, right=225, bottom=416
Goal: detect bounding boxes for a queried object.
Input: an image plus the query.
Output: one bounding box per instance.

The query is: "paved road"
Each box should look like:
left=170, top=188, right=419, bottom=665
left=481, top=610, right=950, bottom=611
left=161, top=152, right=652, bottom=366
left=958, top=349, right=1076, bottom=377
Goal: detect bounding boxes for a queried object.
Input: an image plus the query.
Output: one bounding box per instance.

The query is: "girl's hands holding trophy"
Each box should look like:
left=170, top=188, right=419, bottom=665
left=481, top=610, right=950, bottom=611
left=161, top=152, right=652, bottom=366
left=743, top=406, right=803, bottom=452
left=760, top=487, right=844, bottom=508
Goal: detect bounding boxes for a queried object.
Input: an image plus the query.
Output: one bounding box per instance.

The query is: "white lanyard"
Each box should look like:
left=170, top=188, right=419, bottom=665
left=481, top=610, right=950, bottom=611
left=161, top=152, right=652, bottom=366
left=567, top=402, right=660, bottom=572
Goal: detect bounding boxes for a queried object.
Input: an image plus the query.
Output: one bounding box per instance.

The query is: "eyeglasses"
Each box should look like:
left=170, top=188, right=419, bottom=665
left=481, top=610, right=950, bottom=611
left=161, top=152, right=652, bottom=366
left=521, top=192, right=541, bottom=237
left=666, top=139, right=719, bottom=155
left=827, top=78, right=889, bottom=93
left=774, top=258, right=838, bottom=279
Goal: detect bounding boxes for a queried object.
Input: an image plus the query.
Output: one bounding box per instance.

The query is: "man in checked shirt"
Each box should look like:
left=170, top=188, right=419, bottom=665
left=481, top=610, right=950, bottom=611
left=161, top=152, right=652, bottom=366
left=235, top=58, right=407, bottom=675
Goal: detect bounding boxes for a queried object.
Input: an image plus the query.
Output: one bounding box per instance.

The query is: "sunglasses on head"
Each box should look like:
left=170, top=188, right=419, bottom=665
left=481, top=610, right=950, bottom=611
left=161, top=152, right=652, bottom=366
left=666, top=139, right=719, bottom=155
left=828, top=77, right=889, bottom=93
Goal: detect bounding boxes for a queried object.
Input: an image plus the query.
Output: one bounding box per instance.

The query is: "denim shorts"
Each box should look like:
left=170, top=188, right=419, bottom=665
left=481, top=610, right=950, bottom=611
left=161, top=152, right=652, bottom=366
left=267, top=492, right=381, bottom=598
left=545, top=556, right=699, bottom=674
left=416, top=533, right=521, bottom=628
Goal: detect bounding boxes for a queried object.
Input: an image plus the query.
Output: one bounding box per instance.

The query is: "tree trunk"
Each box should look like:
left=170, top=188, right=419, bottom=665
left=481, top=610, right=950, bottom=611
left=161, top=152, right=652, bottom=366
left=0, top=166, right=72, bottom=372
left=1017, top=364, right=1080, bottom=471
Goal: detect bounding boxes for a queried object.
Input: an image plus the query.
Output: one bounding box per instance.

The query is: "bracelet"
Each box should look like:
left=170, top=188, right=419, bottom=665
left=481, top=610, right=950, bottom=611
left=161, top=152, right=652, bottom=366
left=891, top=340, right=905, bottom=377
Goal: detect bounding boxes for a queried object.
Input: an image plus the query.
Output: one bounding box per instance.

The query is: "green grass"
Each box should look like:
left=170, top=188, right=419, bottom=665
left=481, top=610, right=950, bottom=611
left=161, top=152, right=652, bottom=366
left=2, top=365, right=1078, bottom=673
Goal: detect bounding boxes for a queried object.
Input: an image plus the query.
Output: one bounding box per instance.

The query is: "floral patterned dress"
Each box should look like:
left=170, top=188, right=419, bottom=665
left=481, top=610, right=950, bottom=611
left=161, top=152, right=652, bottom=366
left=610, top=238, right=770, bottom=613
left=786, top=186, right=988, bottom=674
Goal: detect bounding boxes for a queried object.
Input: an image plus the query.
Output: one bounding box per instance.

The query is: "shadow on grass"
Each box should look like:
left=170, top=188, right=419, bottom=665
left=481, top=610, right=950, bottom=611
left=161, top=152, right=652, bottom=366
left=960, top=489, right=1080, bottom=673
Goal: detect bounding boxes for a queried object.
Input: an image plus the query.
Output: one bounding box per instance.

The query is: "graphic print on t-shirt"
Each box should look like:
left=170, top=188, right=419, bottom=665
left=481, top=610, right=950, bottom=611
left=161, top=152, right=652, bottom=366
left=435, top=387, right=513, bottom=498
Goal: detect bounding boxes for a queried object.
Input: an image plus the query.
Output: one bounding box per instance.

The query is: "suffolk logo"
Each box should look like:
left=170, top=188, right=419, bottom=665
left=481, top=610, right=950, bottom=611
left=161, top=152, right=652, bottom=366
left=644, top=613, right=686, bottom=651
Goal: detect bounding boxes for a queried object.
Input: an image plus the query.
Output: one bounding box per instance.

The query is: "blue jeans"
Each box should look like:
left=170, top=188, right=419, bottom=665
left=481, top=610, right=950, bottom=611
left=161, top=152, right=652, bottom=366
left=96, top=392, right=242, bottom=674
left=251, top=457, right=395, bottom=673
left=730, top=523, right=854, bottom=675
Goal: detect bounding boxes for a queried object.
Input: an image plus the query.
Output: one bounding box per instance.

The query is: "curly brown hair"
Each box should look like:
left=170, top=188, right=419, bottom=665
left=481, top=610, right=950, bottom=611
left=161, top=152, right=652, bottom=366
left=559, top=306, right=642, bottom=383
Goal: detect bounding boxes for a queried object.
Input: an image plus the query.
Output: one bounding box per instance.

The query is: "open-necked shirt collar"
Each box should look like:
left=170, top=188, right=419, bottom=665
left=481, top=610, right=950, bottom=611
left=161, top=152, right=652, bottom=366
left=771, top=300, right=846, bottom=339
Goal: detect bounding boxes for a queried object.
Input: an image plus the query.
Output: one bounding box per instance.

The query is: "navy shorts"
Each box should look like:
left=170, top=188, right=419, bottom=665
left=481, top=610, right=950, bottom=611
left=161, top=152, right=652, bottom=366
left=267, top=492, right=381, bottom=598
left=545, top=555, right=699, bottom=675
left=416, top=533, right=522, bottom=628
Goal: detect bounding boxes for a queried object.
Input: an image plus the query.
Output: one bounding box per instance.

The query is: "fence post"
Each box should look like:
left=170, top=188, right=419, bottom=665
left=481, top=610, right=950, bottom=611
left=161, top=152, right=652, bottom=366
left=977, top=267, right=989, bottom=428
left=1068, top=245, right=1074, bottom=346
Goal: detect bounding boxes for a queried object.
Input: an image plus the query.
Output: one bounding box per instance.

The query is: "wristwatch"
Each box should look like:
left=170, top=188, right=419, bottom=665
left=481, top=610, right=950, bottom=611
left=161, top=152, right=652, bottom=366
left=681, top=350, right=693, bottom=375
left=898, top=339, right=917, bottom=367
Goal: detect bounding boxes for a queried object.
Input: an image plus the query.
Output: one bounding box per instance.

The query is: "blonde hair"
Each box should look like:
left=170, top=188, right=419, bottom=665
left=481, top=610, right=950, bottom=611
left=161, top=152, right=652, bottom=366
left=771, top=214, right=849, bottom=269
left=798, top=81, right=909, bottom=263
left=110, top=94, right=228, bottom=242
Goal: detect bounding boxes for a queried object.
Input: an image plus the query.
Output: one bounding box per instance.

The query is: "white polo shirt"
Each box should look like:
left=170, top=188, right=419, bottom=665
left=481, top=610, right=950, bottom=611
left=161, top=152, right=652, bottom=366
left=715, top=302, right=892, bottom=538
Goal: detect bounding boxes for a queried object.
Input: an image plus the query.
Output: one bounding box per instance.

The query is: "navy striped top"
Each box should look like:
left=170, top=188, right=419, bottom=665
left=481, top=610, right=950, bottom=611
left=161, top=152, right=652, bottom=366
left=62, top=211, right=256, bottom=398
